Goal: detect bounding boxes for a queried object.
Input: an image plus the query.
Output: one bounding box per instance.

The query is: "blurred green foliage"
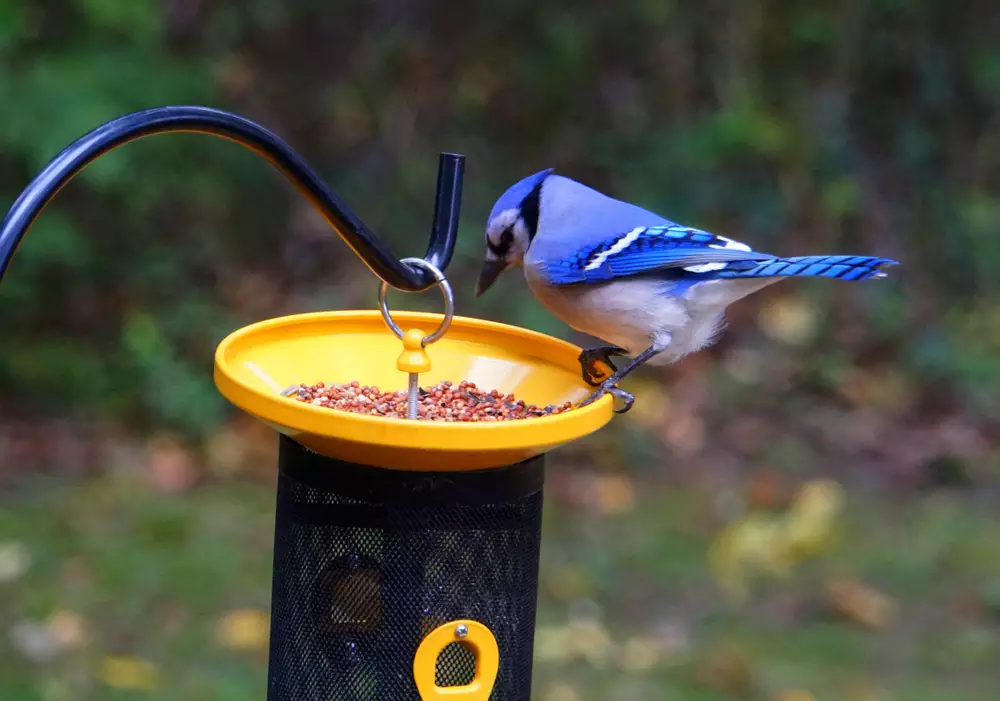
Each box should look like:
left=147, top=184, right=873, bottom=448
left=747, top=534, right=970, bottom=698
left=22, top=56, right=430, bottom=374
left=1, top=0, right=998, bottom=435
left=2, top=1, right=1000, bottom=699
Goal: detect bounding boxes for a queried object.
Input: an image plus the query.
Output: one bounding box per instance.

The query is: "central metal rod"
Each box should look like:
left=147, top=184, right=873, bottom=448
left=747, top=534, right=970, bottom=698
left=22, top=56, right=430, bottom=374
left=0, top=106, right=465, bottom=291
left=407, top=374, right=419, bottom=420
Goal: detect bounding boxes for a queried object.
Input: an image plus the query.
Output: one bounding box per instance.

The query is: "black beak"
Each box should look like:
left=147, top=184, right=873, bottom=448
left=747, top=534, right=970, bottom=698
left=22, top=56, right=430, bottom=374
left=475, top=259, right=506, bottom=297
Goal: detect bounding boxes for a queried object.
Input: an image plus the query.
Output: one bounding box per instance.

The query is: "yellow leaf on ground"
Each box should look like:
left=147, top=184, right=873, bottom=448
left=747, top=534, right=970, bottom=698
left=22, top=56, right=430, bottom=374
left=536, top=619, right=614, bottom=665
left=98, top=655, right=158, bottom=691
left=618, top=636, right=662, bottom=672
left=215, top=609, right=270, bottom=650
left=707, top=513, right=789, bottom=601
left=709, top=479, right=846, bottom=601
left=567, top=619, right=613, bottom=665
left=534, top=625, right=572, bottom=663
left=784, top=479, right=844, bottom=558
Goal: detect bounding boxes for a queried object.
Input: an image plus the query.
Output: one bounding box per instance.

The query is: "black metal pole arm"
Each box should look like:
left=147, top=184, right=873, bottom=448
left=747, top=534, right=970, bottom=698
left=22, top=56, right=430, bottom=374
left=0, top=106, right=464, bottom=292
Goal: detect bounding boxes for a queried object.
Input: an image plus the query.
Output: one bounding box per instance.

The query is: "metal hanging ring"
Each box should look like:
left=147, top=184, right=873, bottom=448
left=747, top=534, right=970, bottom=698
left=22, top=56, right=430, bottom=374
left=378, top=257, right=454, bottom=346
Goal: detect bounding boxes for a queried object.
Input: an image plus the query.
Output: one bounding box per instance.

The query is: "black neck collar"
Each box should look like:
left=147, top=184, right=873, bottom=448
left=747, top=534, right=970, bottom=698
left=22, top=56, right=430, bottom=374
left=520, top=178, right=545, bottom=242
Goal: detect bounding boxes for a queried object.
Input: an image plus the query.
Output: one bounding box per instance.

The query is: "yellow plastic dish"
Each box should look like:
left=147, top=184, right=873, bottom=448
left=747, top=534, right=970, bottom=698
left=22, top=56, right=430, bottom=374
left=213, top=310, right=614, bottom=471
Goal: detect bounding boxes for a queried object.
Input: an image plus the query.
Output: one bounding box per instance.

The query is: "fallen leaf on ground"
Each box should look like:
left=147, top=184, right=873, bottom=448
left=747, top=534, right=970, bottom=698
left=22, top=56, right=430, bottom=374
left=535, top=619, right=613, bottom=665
left=46, top=610, right=87, bottom=650
left=214, top=609, right=270, bottom=650
left=707, top=512, right=790, bottom=601
left=826, top=579, right=897, bottom=629
left=0, top=540, right=31, bottom=582
left=708, top=479, right=845, bottom=601
left=592, top=474, right=635, bottom=514
left=617, top=635, right=662, bottom=672
left=784, top=479, right=844, bottom=558
left=98, top=655, right=158, bottom=691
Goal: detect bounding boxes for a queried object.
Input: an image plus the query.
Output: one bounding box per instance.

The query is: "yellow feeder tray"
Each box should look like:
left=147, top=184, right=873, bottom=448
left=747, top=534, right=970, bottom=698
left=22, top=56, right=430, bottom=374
left=214, top=310, right=614, bottom=470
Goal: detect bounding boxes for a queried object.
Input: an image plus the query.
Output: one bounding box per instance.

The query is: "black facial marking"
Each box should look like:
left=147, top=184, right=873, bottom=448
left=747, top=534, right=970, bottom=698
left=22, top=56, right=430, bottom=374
left=519, top=179, right=545, bottom=241
left=488, top=226, right=514, bottom=256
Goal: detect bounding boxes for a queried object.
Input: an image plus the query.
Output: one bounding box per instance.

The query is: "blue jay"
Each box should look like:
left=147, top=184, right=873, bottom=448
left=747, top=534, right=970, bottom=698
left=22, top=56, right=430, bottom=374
left=475, top=169, right=898, bottom=413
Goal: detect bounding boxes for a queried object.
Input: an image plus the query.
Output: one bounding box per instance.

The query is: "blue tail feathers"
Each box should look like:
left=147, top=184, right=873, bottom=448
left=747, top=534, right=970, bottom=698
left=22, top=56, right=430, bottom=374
left=715, top=255, right=898, bottom=281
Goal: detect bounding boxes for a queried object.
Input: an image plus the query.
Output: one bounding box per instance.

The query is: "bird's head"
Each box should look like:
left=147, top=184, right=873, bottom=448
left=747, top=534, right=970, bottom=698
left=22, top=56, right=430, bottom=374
left=475, top=168, right=553, bottom=297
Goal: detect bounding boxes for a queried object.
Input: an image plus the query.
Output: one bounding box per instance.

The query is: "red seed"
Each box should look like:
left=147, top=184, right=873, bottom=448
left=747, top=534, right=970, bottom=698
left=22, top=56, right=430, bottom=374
left=286, top=380, right=575, bottom=421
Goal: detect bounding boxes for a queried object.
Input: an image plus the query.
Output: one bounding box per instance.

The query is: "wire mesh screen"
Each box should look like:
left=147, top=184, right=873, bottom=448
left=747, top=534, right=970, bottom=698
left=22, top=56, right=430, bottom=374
left=267, top=435, right=545, bottom=701
left=435, top=642, right=477, bottom=687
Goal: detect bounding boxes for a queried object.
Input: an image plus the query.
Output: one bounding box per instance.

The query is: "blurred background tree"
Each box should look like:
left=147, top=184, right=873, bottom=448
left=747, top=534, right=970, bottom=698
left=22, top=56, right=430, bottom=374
left=2, top=1, right=999, bottom=699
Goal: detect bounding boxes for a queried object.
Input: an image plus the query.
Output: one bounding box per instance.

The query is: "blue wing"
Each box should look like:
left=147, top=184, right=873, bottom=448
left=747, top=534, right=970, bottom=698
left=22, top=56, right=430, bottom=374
left=538, top=225, right=775, bottom=285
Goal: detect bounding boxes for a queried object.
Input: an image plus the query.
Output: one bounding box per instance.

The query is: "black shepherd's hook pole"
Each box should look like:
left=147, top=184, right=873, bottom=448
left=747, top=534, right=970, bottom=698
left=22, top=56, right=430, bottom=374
left=0, top=106, right=465, bottom=291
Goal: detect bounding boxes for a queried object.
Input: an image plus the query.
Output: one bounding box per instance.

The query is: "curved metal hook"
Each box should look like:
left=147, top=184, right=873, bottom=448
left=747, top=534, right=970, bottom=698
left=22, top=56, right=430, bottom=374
left=0, top=106, right=464, bottom=291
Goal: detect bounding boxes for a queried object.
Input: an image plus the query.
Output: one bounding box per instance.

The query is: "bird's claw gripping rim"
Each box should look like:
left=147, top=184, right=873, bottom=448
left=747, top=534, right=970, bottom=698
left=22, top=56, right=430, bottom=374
left=578, top=346, right=627, bottom=387
left=576, top=380, right=635, bottom=414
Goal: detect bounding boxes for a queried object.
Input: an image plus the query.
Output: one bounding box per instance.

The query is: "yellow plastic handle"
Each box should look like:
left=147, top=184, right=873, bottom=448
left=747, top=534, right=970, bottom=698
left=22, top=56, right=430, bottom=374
left=397, top=328, right=432, bottom=374
left=413, top=619, right=499, bottom=701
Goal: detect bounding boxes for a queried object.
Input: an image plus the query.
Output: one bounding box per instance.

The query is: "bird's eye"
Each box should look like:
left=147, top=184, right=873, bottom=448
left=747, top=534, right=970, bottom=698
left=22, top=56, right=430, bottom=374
left=488, top=226, right=514, bottom=256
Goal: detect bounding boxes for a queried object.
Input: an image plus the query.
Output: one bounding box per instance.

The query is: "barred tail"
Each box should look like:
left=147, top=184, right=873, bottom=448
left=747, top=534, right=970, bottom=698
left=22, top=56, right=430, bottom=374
left=717, top=255, right=898, bottom=281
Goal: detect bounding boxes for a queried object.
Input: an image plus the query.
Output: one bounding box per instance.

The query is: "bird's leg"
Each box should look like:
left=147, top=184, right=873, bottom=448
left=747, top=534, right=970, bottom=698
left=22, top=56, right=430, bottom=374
left=576, top=339, right=668, bottom=414
left=577, top=345, right=628, bottom=386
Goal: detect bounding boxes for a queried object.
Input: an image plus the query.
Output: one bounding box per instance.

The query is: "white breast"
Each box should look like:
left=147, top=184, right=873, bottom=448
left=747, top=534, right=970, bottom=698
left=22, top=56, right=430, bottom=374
left=522, top=265, right=729, bottom=365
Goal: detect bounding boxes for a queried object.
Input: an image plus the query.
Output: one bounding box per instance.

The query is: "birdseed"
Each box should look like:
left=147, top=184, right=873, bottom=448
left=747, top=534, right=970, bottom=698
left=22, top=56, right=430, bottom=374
left=283, top=380, right=574, bottom=421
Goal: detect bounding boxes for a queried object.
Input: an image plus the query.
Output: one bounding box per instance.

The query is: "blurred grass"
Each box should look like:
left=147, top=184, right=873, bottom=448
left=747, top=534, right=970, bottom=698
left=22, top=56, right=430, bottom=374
left=4, top=463, right=1000, bottom=700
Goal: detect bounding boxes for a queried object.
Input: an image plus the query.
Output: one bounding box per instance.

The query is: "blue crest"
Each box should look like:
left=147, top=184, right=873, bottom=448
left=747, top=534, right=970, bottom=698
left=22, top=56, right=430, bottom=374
left=488, top=168, right=554, bottom=223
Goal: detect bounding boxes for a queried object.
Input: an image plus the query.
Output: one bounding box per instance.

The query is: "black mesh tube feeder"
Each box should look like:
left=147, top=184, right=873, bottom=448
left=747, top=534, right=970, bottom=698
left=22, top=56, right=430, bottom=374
left=0, top=107, right=615, bottom=700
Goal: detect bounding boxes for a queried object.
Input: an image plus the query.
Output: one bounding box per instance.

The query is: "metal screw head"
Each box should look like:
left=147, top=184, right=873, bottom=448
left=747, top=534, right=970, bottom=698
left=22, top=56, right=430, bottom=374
left=455, top=624, right=469, bottom=639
